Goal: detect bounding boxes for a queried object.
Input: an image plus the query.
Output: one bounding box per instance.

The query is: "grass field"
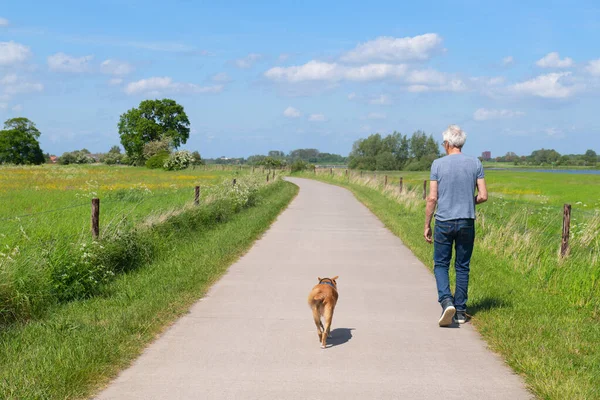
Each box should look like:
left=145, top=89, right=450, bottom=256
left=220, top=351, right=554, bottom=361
left=0, top=179, right=297, bottom=399
left=0, top=164, right=273, bottom=325
left=0, top=164, right=243, bottom=247
left=301, top=168, right=600, bottom=400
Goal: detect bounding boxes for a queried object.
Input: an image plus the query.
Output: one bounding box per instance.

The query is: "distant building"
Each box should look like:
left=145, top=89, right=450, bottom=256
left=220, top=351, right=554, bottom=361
left=481, top=151, right=491, bottom=161
left=49, top=155, right=58, bottom=163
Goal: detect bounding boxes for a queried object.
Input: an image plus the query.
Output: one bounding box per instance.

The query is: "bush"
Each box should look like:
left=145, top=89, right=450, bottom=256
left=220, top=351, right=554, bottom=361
left=143, top=137, right=173, bottom=160
left=163, top=150, right=193, bottom=171
left=290, top=159, right=310, bottom=172
left=59, top=150, right=94, bottom=165
left=145, top=151, right=170, bottom=169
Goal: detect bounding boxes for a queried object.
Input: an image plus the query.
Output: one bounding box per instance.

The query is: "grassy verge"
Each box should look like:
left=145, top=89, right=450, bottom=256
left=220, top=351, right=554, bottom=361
left=0, top=180, right=298, bottom=400
left=295, top=172, right=599, bottom=400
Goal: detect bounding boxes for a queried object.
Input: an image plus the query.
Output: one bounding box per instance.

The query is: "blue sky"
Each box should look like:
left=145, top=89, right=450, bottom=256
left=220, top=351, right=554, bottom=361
left=1, top=0, right=599, bottom=158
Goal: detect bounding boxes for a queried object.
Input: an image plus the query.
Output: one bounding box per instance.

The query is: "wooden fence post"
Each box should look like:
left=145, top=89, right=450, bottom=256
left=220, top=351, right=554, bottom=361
left=330, top=168, right=333, bottom=175
left=194, top=186, right=200, bottom=205
left=314, top=166, right=316, bottom=174
left=384, top=175, right=388, bottom=186
left=91, top=198, right=100, bottom=239
left=272, top=170, right=275, bottom=179
left=423, top=180, right=427, bottom=200
left=267, top=174, right=269, bottom=183
left=399, top=177, right=403, bottom=193
left=345, top=169, right=348, bottom=177
left=233, top=179, right=236, bottom=186
left=561, top=204, right=571, bottom=257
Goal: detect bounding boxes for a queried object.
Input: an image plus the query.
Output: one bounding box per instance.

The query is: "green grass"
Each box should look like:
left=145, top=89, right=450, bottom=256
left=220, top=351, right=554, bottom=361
left=297, top=170, right=600, bottom=400
left=0, top=165, right=276, bottom=324
left=0, top=164, right=243, bottom=247
left=0, top=180, right=298, bottom=400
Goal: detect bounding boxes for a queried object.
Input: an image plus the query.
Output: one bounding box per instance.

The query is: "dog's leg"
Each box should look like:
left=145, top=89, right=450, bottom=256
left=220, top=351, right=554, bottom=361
left=321, top=303, right=334, bottom=349
left=312, top=305, right=323, bottom=341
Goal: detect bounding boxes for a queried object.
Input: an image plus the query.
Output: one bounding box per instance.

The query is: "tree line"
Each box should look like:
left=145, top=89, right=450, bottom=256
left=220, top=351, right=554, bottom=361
left=348, top=131, right=441, bottom=171
left=492, top=149, right=598, bottom=166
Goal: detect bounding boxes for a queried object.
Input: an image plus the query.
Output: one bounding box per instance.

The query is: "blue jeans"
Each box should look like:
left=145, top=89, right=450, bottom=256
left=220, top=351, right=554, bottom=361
left=433, top=219, right=475, bottom=312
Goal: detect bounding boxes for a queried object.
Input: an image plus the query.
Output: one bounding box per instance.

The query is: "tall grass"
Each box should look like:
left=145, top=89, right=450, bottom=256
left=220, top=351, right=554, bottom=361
left=297, top=169, right=600, bottom=399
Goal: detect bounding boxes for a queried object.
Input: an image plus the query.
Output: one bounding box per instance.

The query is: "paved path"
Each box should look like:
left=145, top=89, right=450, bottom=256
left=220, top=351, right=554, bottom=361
left=96, top=178, right=532, bottom=400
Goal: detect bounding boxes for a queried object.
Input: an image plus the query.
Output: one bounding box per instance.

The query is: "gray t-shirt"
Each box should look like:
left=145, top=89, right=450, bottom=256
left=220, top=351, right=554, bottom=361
left=430, top=153, right=484, bottom=221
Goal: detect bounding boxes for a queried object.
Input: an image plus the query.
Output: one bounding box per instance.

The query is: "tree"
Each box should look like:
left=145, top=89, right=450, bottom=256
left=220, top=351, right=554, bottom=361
left=108, top=145, right=121, bottom=154
left=0, top=118, right=45, bottom=165
left=348, top=130, right=439, bottom=171
left=268, top=150, right=285, bottom=158
left=584, top=149, right=597, bottom=165
left=118, top=99, right=190, bottom=164
left=191, top=151, right=204, bottom=165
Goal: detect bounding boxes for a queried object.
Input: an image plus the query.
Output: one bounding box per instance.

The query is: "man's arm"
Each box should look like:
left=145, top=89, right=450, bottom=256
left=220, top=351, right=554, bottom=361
left=475, top=178, right=488, bottom=204
left=424, top=180, right=438, bottom=243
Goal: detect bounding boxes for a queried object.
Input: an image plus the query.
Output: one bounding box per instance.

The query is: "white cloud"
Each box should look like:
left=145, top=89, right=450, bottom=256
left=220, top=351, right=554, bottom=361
left=283, top=106, right=301, bottom=118
left=367, top=112, right=386, bottom=119
left=124, top=76, right=223, bottom=95
left=340, top=33, right=443, bottom=63
left=101, top=59, right=134, bottom=75
left=265, top=61, right=338, bottom=82
left=309, top=114, right=326, bottom=122
left=473, top=108, right=525, bottom=121
left=11, top=104, right=22, bottom=112
left=536, top=52, right=574, bottom=68
left=502, top=56, right=514, bottom=66
left=0, top=103, right=6, bottom=110
left=1, top=74, right=43, bottom=96
left=369, top=94, right=391, bottom=105
left=211, top=72, right=231, bottom=82
left=0, top=41, right=31, bottom=65
left=4, top=82, right=43, bottom=95
left=108, top=78, right=123, bottom=86
left=0, top=17, right=9, bottom=26
left=235, top=53, right=262, bottom=69
left=48, top=52, right=93, bottom=73
left=0, top=74, right=18, bottom=85
left=511, top=72, right=576, bottom=98
left=586, top=59, right=600, bottom=76
left=265, top=60, right=407, bottom=83
left=347, top=92, right=357, bottom=100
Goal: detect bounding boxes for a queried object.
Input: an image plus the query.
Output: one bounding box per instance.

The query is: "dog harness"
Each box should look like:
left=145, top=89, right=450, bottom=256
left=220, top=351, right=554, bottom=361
left=319, top=280, right=336, bottom=289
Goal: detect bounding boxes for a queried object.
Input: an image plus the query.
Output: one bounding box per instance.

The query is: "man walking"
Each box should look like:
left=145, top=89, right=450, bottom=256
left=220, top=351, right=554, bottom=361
left=424, top=125, right=487, bottom=327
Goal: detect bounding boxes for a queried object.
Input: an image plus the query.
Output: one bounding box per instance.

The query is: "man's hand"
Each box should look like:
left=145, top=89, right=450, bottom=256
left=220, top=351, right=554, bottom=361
left=424, top=226, right=433, bottom=244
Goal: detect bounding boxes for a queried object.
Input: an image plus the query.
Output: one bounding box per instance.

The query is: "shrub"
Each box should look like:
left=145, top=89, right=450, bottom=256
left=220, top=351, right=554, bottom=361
left=291, top=159, right=310, bottom=172
left=59, top=150, right=95, bottom=165
left=143, top=137, right=173, bottom=160
left=145, top=151, right=170, bottom=169
left=163, top=150, right=193, bottom=171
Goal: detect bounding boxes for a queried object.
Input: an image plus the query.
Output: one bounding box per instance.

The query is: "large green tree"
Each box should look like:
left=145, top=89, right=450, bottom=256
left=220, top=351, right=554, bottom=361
left=0, top=117, right=45, bottom=165
left=118, top=99, right=190, bottom=163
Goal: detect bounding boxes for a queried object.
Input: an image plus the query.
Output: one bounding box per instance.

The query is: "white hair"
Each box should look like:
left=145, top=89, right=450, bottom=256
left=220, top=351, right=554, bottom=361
left=442, top=124, right=467, bottom=148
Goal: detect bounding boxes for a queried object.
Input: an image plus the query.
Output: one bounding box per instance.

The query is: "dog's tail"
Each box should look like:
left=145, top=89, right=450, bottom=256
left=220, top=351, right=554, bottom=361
left=307, top=292, right=326, bottom=308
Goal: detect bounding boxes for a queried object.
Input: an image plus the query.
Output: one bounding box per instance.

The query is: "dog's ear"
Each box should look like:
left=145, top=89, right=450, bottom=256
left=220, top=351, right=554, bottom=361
left=332, top=276, right=339, bottom=280
left=317, top=277, right=322, bottom=281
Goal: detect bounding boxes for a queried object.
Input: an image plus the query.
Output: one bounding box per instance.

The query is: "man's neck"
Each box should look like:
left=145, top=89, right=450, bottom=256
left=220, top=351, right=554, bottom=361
left=447, top=147, right=462, bottom=155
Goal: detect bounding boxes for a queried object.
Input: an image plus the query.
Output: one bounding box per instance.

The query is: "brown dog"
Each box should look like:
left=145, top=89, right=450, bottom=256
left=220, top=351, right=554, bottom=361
left=307, top=276, right=339, bottom=348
